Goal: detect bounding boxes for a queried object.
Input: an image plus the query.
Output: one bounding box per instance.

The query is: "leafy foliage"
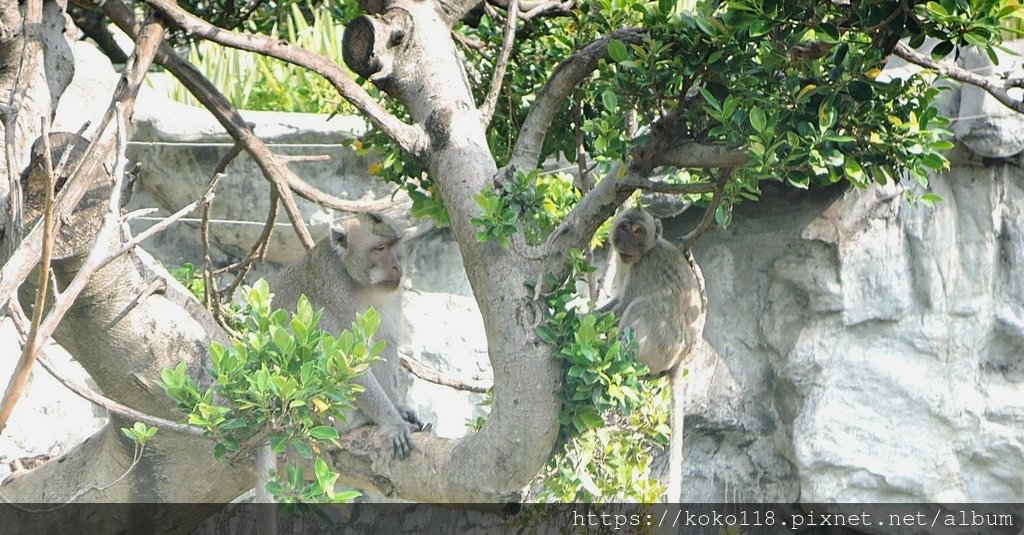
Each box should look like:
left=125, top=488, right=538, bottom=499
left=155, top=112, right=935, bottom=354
left=532, top=249, right=668, bottom=502
left=158, top=279, right=378, bottom=506
left=360, top=0, right=1022, bottom=225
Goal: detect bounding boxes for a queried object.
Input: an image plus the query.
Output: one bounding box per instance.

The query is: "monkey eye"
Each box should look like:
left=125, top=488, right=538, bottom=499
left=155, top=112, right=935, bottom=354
left=634, top=226, right=645, bottom=235
left=374, top=245, right=387, bottom=252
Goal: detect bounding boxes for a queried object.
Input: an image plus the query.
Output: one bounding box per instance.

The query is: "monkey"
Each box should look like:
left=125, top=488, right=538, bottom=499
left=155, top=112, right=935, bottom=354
left=598, top=206, right=706, bottom=503
left=272, top=212, right=423, bottom=459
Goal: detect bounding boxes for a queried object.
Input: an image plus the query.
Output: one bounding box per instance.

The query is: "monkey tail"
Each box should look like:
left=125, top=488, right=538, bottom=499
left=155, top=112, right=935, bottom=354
left=666, top=366, right=685, bottom=504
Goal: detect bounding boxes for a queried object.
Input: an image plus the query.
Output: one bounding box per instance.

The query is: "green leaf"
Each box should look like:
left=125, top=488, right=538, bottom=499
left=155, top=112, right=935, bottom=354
left=536, top=324, right=558, bottom=345
left=749, top=106, right=767, bottom=133
left=293, top=440, right=314, bottom=459
left=844, top=158, right=865, bottom=181
left=920, top=193, right=945, bottom=206
left=309, top=425, right=340, bottom=441
left=601, top=89, right=618, bottom=112
left=607, top=39, right=628, bottom=63
left=931, top=41, right=954, bottom=60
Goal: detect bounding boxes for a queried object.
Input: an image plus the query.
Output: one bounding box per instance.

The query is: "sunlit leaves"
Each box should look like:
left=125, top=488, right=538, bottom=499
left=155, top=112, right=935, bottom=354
left=156, top=279, right=381, bottom=505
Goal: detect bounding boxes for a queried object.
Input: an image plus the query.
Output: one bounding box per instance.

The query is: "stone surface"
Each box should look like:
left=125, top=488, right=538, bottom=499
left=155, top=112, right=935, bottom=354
left=951, top=42, right=1024, bottom=158
left=672, top=161, right=1024, bottom=502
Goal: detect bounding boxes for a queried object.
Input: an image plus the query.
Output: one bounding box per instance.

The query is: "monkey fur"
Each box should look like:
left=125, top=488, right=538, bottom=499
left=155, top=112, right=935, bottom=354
left=273, top=212, right=422, bottom=458
left=600, top=206, right=706, bottom=503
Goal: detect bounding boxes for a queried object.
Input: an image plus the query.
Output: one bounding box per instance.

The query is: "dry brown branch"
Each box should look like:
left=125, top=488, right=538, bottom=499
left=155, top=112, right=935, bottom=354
left=0, top=13, right=162, bottom=316
left=200, top=174, right=224, bottom=316
left=399, top=354, right=490, bottom=394
left=220, top=189, right=279, bottom=299
left=480, top=0, right=519, bottom=128
left=0, top=116, right=57, bottom=431
left=103, top=0, right=400, bottom=232
left=137, top=0, right=427, bottom=159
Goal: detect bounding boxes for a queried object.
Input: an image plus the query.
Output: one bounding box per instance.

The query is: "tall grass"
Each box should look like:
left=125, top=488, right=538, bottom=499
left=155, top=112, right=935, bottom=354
left=165, top=4, right=354, bottom=113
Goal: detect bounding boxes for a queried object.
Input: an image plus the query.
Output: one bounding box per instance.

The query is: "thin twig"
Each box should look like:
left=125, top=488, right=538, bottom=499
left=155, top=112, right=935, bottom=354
left=0, top=106, right=131, bottom=437
left=481, top=0, right=519, bottom=128
left=104, top=278, right=166, bottom=328
left=201, top=144, right=238, bottom=320
left=201, top=175, right=224, bottom=315
left=679, top=169, right=730, bottom=250
left=0, top=116, right=57, bottom=431
left=893, top=42, right=1024, bottom=114
left=134, top=0, right=426, bottom=159
left=220, top=189, right=279, bottom=299
left=571, top=103, right=599, bottom=304
left=399, top=354, right=490, bottom=394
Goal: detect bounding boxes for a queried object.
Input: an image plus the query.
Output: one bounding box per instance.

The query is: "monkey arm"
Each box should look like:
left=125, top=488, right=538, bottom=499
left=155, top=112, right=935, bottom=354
left=350, top=370, right=418, bottom=459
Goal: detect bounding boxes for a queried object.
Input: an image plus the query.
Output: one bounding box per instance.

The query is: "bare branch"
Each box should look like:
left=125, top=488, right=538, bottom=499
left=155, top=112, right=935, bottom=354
left=480, top=0, right=519, bottom=128
left=519, top=0, right=573, bottom=20
left=103, top=0, right=401, bottom=222
left=679, top=169, right=729, bottom=249
left=624, top=179, right=716, bottom=195
left=507, top=29, right=644, bottom=171
left=399, top=354, right=489, bottom=394
left=487, top=0, right=573, bottom=20
left=0, top=115, right=56, bottom=431
left=1, top=0, right=44, bottom=253
left=220, top=190, right=278, bottom=299
left=137, top=0, right=428, bottom=159
left=893, top=42, right=1024, bottom=114
left=0, top=12, right=161, bottom=332
left=200, top=174, right=224, bottom=316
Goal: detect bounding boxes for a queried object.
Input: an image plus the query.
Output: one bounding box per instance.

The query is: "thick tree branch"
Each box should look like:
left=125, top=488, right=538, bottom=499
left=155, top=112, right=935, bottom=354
left=6, top=308, right=205, bottom=438
left=624, top=179, right=716, bottom=195
left=893, top=41, right=1024, bottom=114
left=480, top=0, right=518, bottom=128
left=138, top=0, right=428, bottom=160
left=507, top=28, right=644, bottom=171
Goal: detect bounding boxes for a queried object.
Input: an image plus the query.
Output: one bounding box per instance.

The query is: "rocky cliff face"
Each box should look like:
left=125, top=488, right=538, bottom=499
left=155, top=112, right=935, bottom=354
left=677, top=163, right=1024, bottom=502
left=671, top=43, right=1024, bottom=503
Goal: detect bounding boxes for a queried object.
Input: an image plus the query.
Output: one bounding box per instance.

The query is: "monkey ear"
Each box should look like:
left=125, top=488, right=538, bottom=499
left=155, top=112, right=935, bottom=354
left=654, top=218, right=663, bottom=240
left=331, top=227, right=348, bottom=249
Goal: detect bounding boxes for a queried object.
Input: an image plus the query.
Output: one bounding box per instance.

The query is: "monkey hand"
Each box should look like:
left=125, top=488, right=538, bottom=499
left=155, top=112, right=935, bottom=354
left=398, top=405, right=425, bottom=431
left=381, top=418, right=418, bottom=459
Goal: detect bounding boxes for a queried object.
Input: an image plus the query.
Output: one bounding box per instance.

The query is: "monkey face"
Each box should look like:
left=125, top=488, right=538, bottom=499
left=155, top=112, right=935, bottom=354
left=367, top=240, right=403, bottom=290
left=332, top=212, right=404, bottom=291
left=612, top=208, right=657, bottom=265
